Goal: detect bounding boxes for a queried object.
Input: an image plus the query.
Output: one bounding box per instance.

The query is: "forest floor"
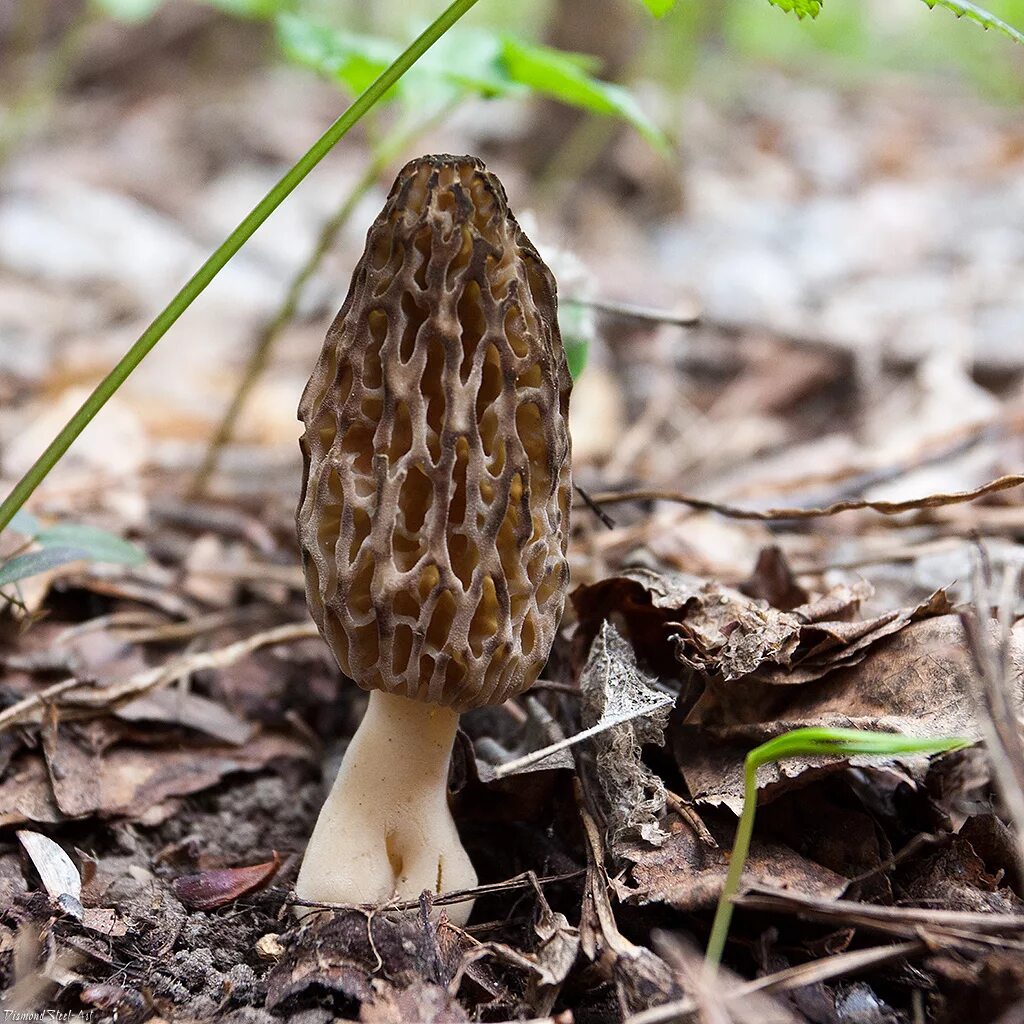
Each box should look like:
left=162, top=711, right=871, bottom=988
left=2, top=8, right=1024, bottom=1023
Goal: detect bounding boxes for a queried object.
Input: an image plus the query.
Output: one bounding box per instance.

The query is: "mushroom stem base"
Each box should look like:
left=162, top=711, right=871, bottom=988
left=294, top=689, right=477, bottom=925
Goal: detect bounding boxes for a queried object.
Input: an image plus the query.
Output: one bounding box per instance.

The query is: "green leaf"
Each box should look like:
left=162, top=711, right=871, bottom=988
left=0, top=547, right=95, bottom=588
left=638, top=0, right=677, bottom=15
left=0, top=523, right=144, bottom=589
left=920, top=0, right=1024, bottom=46
left=499, top=36, right=668, bottom=152
left=564, top=338, right=590, bottom=381
left=91, top=0, right=164, bottom=22
left=8, top=510, right=40, bottom=536
left=748, top=727, right=971, bottom=770
left=766, top=0, right=823, bottom=17
left=273, top=17, right=667, bottom=152
left=203, top=0, right=291, bottom=18
left=33, top=524, right=145, bottom=567
left=276, top=15, right=400, bottom=97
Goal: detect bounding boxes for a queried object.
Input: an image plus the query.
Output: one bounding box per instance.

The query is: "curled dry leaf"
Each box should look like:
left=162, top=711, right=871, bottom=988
left=529, top=885, right=580, bottom=991
left=680, top=615, right=1003, bottom=811
left=574, top=569, right=803, bottom=682
left=580, top=621, right=674, bottom=847
left=171, top=850, right=281, bottom=910
left=577, top=798, right=680, bottom=1017
left=574, top=567, right=953, bottom=689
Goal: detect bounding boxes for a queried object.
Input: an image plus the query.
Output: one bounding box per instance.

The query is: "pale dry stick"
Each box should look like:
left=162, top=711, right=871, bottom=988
left=113, top=608, right=260, bottom=644
left=0, top=677, right=88, bottom=733
left=0, top=621, right=319, bottom=732
left=491, top=695, right=674, bottom=779
left=55, top=611, right=169, bottom=640
left=962, top=553, right=1024, bottom=872
left=583, top=472, right=1024, bottom=521
left=184, top=563, right=305, bottom=589
left=791, top=536, right=965, bottom=577
left=563, top=295, right=701, bottom=329
left=720, top=409, right=1020, bottom=507
left=625, top=941, right=924, bottom=1024
left=733, top=889, right=1024, bottom=938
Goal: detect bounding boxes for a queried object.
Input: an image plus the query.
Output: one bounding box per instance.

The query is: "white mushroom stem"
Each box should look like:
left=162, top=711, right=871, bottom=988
left=294, top=689, right=478, bottom=925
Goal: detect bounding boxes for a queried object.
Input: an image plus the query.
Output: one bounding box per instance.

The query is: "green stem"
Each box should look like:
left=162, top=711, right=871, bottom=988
left=702, top=727, right=970, bottom=974
left=703, top=757, right=757, bottom=972
left=0, top=0, right=484, bottom=534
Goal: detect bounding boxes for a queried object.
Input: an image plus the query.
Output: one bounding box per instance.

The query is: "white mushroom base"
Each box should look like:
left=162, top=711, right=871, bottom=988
left=294, top=689, right=477, bottom=926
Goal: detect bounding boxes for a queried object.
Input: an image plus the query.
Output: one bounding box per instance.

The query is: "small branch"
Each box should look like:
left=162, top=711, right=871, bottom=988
left=627, top=941, right=924, bottom=1024
left=287, top=868, right=585, bottom=913
left=491, top=696, right=673, bottom=779
left=0, top=622, right=320, bottom=733
left=562, top=296, right=700, bottom=329
left=581, top=472, right=1024, bottom=522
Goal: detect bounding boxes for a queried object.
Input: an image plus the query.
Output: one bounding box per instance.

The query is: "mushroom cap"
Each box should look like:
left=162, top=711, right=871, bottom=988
left=298, top=154, right=572, bottom=711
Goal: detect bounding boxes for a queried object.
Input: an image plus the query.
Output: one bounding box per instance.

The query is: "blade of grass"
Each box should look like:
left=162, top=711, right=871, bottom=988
left=703, top=727, right=971, bottom=973
left=0, top=0, right=484, bottom=535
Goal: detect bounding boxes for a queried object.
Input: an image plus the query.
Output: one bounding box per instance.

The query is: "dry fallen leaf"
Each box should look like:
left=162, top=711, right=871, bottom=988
left=171, top=851, right=282, bottom=910
left=16, top=830, right=83, bottom=919
left=619, top=821, right=848, bottom=914
left=680, top=615, right=1003, bottom=812
left=580, top=621, right=675, bottom=847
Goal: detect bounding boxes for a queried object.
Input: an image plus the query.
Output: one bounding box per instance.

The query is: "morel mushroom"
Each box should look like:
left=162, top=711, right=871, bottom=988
left=295, top=155, right=572, bottom=923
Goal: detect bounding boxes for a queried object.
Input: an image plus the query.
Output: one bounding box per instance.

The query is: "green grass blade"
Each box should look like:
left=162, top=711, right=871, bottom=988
left=703, top=727, right=970, bottom=972
left=0, top=0, right=484, bottom=536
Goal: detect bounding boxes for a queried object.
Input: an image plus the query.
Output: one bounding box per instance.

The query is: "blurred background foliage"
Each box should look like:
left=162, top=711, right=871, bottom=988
left=6, top=0, right=1024, bottom=109
left=225, top=0, right=1024, bottom=100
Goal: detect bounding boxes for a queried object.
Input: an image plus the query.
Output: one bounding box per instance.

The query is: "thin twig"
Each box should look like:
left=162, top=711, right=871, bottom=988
left=581, top=472, right=1024, bottom=521
left=626, top=941, right=924, bottom=1024
left=0, top=622, right=320, bottom=732
left=563, top=296, right=701, bottom=329
left=733, top=888, right=1024, bottom=937
left=664, top=791, right=718, bottom=849
left=492, top=695, right=674, bottom=779
left=962, top=549, right=1024, bottom=873
left=286, top=868, right=585, bottom=914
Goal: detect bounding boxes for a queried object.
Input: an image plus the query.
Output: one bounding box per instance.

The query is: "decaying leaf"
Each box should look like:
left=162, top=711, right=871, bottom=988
left=360, top=978, right=469, bottom=1023
left=532, top=888, right=581, bottom=991
left=619, top=820, right=847, bottom=913
left=680, top=615, right=1002, bottom=811
left=171, top=851, right=281, bottom=910
left=574, top=569, right=804, bottom=680
left=577, top=798, right=681, bottom=1017
left=0, top=731, right=311, bottom=826
left=575, top=568, right=954, bottom=688
left=267, top=910, right=464, bottom=1014
left=580, top=621, right=675, bottom=846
